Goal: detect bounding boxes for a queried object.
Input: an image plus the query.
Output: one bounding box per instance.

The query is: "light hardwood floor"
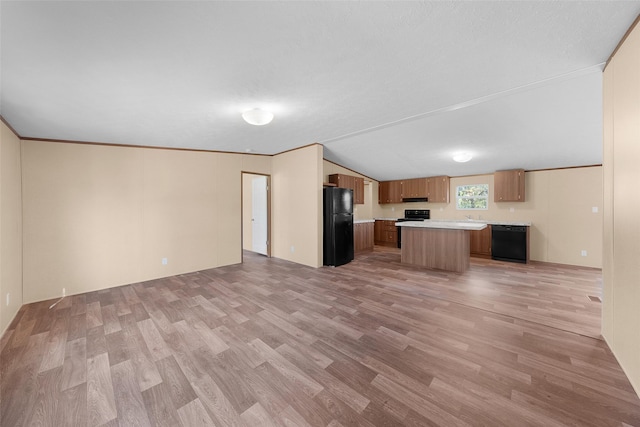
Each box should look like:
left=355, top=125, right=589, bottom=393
left=1, top=248, right=639, bottom=426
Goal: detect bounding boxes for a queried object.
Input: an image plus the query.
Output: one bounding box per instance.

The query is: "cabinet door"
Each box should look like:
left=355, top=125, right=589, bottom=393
left=416, top=178, right=428, bottom=198
left=428, top=176, right=450, bottom=203
left=374, top=220, right=384, bottom=243
left=403, top=179, right=417, bottom=198
left=382, top=221, right=398, bottom=243
left=354, top=222, right=374, bottom=252
left=403, top=178, right=428, bottom=198
left=379, top=182, right=390, bottom=204
left=374, top=220, right=397, bottom=246
left=389, top=180, right=403, bottom=203
left=354, top=177, right=365, bottom=204
left=494, top=169, right=525, bottom=202
left=470, top=225, right=492, bottom=257
left=379, top=180, right=403, bottom=204
left=344, top=175, right=356, bottom=193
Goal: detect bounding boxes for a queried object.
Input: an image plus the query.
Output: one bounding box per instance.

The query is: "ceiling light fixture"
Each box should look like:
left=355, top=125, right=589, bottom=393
left=453, top=152, right=473, bottom=163
left=242, top=108, right=274, bottom=126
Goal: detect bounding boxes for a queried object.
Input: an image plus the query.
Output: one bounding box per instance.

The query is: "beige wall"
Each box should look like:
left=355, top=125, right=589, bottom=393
left=373, top=167, right=603, bottom=268
left=603, top=19, right=640, bottom=396
left=273, top=145, right=323, bottom=268
left=0, top=122, right=23, bottom=334
left=323, top=160, right=378, bottom=221
left=21, top=140, right=272, bottom=303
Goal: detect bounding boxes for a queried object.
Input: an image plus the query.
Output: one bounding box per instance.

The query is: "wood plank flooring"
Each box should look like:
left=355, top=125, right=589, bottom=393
left=2, top=248, right=639, bottom=426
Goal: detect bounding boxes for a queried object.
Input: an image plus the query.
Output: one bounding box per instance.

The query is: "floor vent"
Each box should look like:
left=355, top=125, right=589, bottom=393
left=588, top=295, right=602, bottom=303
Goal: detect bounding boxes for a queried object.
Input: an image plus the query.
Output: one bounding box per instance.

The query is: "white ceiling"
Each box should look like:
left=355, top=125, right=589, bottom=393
left=1, top=1, right=639, bottom=181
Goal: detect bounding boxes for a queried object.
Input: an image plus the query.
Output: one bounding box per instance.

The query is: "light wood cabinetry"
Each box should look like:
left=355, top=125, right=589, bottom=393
left=378, top=180, right=403, bottom=204
left=354, top=177, right=364, bottom=205
left=470, top=225, right=492, bottom=258
left=379, top=175, right=450, bottom=204
left=354, top=222, right=374, bottom=253
left=374, top=220, right=398, bottom=247
left=494, top=169, right=525, bottom=202
left=402, top=178, right=428, bottom=198
left=328, top=173, right=364, bottom=204
left=401, top=227, right=471, bottom=273
left=427, top=175, right=450, bottom=203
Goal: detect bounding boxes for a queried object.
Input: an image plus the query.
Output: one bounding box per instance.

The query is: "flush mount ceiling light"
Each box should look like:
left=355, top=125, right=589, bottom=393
left=242, top=108, right=274, bottom=126
left=453, top=152, right=473, bottom=163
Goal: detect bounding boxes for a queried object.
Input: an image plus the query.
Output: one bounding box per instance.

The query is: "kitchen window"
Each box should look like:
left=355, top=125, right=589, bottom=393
left=456, top=184, right=489, bottom=210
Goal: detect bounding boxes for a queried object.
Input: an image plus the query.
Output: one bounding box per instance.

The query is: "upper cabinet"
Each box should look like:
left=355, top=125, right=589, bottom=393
left=427, top=175, right=450, bottom=203
left=494, top=169, right=525, bottom=202
left=378, top=175, right=450, bottom=204
left=353, top=176, right=365, bottom=205
left=403, top=178, right=428, bottom=198
left=328, top=173, right=365, bottom=204
left=379, top=180, right=403, bottom=204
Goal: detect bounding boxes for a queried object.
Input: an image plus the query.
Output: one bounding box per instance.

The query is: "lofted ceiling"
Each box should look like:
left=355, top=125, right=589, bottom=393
left=1, top=1, right=639, bottom=181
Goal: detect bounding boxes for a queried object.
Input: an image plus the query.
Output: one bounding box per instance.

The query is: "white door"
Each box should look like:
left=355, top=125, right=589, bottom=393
left=251, top=176, right=268, bottom=255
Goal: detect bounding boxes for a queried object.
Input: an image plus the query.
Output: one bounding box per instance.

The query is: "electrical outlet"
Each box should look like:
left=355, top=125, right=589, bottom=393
left=391, top=207, right=395, bottom=212
left=290, top=246, right=295, bottom=253
left=162, top=258, right=168, bottom=265
left=581, top=250, right=587, bottom=257
left=62, top=288, right=66, bottom=297
left=6, top=293, right=9, bottom=306
left=592, top=207, right=599, bottom=213
left=509, top=207, right=515, bottom=213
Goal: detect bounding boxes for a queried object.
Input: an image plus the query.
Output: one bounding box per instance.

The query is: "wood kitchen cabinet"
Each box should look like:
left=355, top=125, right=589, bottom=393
left=494, top=169, right=525, bottom=202
left=328, top=174, right=364, bottom=204
left=354, top=222, right=374, bottom=253
left=379, top=176, right=449, bottom=204
left=353, top=177, right=364, bottom=205
left=470, top=225, right=492, bottom=258
left=378, top=180, right=403, bottom=204
left=427, top=175, right=450, bottom=203
left=402, top=178, right=428, bottom=198
left=374, top=220, right=398, bottom=247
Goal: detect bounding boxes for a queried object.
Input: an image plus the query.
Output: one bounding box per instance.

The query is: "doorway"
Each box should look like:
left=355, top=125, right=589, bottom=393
left=242, top=172, right=271, bottom=257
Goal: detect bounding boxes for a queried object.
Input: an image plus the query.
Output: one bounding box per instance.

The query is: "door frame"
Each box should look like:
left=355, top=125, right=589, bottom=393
left=241, top=171, right=272, bottom=260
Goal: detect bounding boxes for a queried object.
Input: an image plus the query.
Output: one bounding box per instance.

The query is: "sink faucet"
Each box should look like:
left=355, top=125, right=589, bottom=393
left=465, top=215, right=472, bottom=220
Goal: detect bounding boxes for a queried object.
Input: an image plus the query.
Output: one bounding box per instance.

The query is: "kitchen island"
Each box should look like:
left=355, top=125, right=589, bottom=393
left=396, top=221, right=487, bottom=273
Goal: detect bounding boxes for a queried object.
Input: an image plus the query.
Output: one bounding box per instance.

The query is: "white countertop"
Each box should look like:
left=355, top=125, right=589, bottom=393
left=374, top=218, right=531, bottom=227
left=354, top=219, right=375, bottom=224
left=432, top=219, right=531, bottom=226
left=482, top=220, right=531, bottom=226
left=395, top=220, right=487, bottom=231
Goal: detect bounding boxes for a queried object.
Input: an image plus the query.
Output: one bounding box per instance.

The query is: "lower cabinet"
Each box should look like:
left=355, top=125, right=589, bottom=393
left=354, top=222, right=374, bottom=253
left=374, top=220, right=398, bottom=247
left=470, top=225, right=492, bottom=258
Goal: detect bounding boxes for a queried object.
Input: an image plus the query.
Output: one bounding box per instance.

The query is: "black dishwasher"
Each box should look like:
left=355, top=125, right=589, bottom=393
left=491, top=225, right=528, bottom=263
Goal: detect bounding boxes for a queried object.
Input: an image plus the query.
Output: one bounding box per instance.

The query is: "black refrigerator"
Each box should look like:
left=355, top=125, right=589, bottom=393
left=323, top=187, right=354, bottom=267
